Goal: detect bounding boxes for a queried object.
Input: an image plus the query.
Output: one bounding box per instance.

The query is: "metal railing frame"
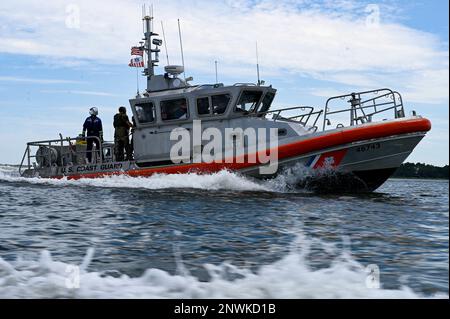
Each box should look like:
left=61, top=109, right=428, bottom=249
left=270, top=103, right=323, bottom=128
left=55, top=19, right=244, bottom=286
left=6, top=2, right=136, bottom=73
left=19, top=136, right=104, bottom=176
left=250, top=106, right=323, bottom=131
left=322, top=88, right=405, bottom=131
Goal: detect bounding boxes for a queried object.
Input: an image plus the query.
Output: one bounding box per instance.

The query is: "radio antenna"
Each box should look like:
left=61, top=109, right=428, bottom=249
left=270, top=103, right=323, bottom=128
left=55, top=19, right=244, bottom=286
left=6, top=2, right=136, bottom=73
left=141, top=5, right=145, bottom=32
left=161, top=21, right=170, bottom=65
left=256, top=41, right=261, bottom=86
left=151, top=4, right=154, bottom=31
left=215, top=60, right=218, bottom=84
left=177, top=19, right=186, bottom=84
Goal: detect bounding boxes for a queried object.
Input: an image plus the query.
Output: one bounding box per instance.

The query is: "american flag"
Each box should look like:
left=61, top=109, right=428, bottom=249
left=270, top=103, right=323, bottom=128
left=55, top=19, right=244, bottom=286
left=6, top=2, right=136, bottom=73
left=131, top=46, right=144, bottom=56
left=128, top=56, right=144, bottom=67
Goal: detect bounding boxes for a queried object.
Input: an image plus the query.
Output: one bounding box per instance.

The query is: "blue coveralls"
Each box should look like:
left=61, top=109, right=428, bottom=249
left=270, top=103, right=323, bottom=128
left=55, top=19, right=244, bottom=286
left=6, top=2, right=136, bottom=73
left=83, top=115, right=103, bottom=162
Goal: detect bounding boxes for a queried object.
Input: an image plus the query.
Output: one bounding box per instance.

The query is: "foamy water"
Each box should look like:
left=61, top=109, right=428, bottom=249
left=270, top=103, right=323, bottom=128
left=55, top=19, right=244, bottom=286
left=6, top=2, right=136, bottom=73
left=0, top=164, right=314, bottom=193
left=0, top=235, right=434, bottom=299
left=0, top=165, right=448, bottom=298
left=0, top=165, right=273, bottom=192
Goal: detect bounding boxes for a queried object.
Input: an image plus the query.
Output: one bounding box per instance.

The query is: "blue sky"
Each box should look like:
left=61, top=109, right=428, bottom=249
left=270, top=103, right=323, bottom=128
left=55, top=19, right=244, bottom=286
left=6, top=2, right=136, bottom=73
left=0, top=0, right=448, bottom=165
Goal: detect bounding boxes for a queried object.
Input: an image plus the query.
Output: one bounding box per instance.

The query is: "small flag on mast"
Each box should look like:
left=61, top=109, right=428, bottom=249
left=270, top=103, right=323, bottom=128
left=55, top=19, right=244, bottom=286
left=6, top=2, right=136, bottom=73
left=128, top=56, right=144, bottom=67
left=129, top=46, right=144, bottom=67
left=131, top=46, right=144, bottom=56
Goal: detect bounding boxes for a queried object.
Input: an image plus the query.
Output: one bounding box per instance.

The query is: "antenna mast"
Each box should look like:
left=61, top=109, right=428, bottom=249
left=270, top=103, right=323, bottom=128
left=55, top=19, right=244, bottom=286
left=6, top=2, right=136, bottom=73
left=215, top=60, right=218, bottom=84
left=161, top=21, right=170, bottom=65
left=151, top=4, right=154, bottom=32
left=142, top=5, right=161, bottom=91
left=256, top=41, right=261, bottom=86
left=177, top=19, right=187, bottom=84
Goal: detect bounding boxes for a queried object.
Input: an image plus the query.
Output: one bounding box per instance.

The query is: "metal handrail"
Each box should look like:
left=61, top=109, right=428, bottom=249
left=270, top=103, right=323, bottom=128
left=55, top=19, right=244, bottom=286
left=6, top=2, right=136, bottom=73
left=18, top=145, right=29, bottom=176
left=192, top=83, right=224, bottom=91
left=322, top=88, right=405, bottom=130
left=249, top=106, right=323, bottom=130
left=19, top=135, right=104, bottom=175
left=233, top=83, right=257, bottom=86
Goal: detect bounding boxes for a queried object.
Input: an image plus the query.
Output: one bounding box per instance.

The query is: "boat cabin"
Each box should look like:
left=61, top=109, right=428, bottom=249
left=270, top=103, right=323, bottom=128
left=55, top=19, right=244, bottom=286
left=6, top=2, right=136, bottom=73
left=128, top=83, right=279, bottom=165
left=130, top=84, right=277, bottom=127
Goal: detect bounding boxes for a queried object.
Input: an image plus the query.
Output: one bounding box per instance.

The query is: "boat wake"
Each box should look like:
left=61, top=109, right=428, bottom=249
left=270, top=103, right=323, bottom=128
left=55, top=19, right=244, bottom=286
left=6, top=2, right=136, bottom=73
left=0, top=234, right=442, bottom=299
left=0, top=164, right=318, bottom=193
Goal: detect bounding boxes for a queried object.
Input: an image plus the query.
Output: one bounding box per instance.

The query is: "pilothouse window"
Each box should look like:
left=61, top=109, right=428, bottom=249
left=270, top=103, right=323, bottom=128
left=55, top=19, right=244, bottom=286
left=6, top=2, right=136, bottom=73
left=196, top=94, right=231, bottom=116
left=197, top=97, right=210, bottom=115
left=212, top=94, right=230, bottom=114
left=161, top=98, right=189, bottom=121
left=135, top=102, right=155, bottom=123
left=235, top=91, right=263, bottom=113
left=257, top=92, right=275, bottom=113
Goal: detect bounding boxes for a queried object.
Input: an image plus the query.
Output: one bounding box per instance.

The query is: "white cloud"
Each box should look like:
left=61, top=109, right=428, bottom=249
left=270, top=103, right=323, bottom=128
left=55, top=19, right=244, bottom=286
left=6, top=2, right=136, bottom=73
left=40, top=89, right=120, bottom=97
left=0, top=0, right=448, bottom=105
left=0, top=76, right=82, bottom=84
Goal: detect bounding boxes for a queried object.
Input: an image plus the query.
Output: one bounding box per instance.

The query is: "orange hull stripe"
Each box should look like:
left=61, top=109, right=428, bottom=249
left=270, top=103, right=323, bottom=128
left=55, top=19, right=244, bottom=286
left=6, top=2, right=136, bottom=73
left=59, top=117, right=431, bottom=180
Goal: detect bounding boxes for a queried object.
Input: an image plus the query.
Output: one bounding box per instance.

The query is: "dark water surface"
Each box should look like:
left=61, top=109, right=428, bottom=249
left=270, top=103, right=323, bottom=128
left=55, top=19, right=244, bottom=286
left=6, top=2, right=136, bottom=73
left=0, top=165, right=448, bottom=298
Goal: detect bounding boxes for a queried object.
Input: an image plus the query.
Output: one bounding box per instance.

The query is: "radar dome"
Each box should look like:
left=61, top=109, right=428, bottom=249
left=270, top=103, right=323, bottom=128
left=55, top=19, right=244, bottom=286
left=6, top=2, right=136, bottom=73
left=164, top=65, right=184, bottom=75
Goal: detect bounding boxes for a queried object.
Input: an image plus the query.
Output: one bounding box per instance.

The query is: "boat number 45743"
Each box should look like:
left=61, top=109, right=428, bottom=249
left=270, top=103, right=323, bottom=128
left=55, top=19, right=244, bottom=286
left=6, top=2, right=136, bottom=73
left=356, top=142, right=381, bottom=152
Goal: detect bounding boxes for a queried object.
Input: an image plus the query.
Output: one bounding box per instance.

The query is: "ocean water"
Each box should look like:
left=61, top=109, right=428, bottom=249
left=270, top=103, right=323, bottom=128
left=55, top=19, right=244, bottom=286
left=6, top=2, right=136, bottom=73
left=0, top=164, right=448, bottom=298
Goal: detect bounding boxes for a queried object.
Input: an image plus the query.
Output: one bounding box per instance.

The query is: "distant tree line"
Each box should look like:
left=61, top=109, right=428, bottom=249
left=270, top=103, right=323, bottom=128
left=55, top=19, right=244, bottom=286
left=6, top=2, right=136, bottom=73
left=393, top=162, right=449, bottom=179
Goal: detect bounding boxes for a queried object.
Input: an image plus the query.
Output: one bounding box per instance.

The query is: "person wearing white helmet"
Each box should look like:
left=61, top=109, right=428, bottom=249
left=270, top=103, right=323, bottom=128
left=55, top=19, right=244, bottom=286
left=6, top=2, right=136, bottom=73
left=81, top=107, right=103, bottom=163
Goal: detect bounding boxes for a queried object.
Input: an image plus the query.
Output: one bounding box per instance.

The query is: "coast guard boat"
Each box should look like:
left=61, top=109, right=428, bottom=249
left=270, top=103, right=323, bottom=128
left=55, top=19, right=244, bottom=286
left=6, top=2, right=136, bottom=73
left=18, top=13, right=431, bottom=192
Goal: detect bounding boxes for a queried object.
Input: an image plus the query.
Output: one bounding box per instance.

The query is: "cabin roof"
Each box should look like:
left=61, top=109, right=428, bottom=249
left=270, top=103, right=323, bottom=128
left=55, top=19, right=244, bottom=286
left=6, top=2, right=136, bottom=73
left=130, top=83, right=275, bottom=103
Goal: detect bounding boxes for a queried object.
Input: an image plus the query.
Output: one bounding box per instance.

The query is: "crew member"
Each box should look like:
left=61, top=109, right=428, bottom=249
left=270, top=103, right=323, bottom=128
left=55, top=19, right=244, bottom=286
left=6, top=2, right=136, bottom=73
left=130, top=115, right=136, bottom=157
left=174, top=100, right=188, bottom=119
left=82, top=107, right=103, bottom=163
left=113, top=106, right=133, bottom=161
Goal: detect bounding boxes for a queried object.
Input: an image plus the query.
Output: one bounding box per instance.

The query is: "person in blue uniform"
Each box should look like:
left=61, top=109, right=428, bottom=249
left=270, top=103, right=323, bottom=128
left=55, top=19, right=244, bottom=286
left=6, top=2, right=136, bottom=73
left=81, top=107, right=103, bottom=163
left=173, top=100, right=188, bottom=119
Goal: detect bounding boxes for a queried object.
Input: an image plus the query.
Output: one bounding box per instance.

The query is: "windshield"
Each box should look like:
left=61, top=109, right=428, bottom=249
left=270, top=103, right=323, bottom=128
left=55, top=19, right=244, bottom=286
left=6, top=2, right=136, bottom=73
left=197, top=94, right=231, bottom=116
left=257, top=92, right=275, bottom=113
left=212, top=94, right=230, bottom=114
left=235, top=90, right=263, bottom=113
